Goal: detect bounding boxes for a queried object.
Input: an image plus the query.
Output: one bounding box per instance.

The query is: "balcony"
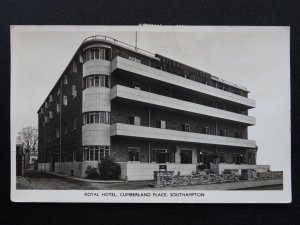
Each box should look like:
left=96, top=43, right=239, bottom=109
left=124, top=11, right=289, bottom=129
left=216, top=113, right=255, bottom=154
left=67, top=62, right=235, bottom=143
left=110, top=123, right=256, bottom=148
left=111, top=56, right=256, bottom=108
left=111, top=85, right=255, bottom=125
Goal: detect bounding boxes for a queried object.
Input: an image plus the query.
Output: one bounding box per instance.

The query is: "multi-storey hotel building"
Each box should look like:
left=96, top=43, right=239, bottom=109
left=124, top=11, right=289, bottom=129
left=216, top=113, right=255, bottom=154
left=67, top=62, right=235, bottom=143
left=37, top=35, right=267, bottom=180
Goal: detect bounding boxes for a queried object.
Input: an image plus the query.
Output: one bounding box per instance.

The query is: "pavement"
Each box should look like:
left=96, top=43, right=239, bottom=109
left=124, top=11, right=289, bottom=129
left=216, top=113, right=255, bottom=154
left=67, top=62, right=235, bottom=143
left=17, top=169, right=152, bottom=190
left=16, top=169, right=283, bottom=190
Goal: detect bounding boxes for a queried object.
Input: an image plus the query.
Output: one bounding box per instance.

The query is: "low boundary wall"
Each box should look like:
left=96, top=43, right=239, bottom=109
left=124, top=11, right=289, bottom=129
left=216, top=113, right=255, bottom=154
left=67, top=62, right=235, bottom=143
left=119, top=163, right=197, bottom=181
left=210, top=163, right=271, bottom=175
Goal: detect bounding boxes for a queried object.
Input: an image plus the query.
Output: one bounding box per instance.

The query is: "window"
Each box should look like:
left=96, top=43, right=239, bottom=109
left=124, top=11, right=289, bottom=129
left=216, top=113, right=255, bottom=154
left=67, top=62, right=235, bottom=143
left=235, top=132, right=241, bottom=138
left=128, top=56, right=141, bottom=63
left=49, top=95, right=53, bottom=103
left=157, top=120, right=166, bottom=129
left=64, top=75, right=68, bottom=85
left=83, top=112, right=110, bottom=125
left=49, top=111, right=53, bottom=119
left=56, top=103, right=60, bottom=113
left=72, top=62, right=77, bottom=73
left=64, top=124, right=68, bottom=135
left=182, top=124, right=190, bottom=132
left=73, top=118, right=77, bottom=130
left=219, top=153, right=226, bottom=163
left=83, top=146, right=110, bottom=161
left=204, top=127, right=210, bottom=135
left=219, top=129, right=225, bottom=136
left=41, top=108, right=44, bottom=114
left=130, top=116, right=141, bottom=126
left=128, top=147, right=140, bottom=162
left=63, top=95, right=68, bottom=106
left=56, top=128, right=60, bottom=138
left=83, top=75, right=110, bottom=89
left=233, top=153, right=243, bottom=164
left=131, top=81, right=141, bottom=90
left=72, top=85, right=77, bottom=98
left=45, top=116, right=49, bottom=123
left=45, top=101, right=48, bottom=109
left=57, top=88, right=60, bottom=96
left=83, top=48, right=110, bottom=63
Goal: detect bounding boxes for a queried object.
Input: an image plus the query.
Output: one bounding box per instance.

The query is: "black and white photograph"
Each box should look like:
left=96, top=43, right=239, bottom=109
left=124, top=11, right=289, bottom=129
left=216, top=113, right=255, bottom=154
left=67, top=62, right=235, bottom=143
left=11, top=26, right=291, bottom=203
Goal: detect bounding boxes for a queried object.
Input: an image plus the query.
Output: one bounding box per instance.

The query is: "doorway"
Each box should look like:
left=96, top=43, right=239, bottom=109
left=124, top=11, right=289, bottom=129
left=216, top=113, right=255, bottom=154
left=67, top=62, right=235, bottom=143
left=180, top=150, right=192, bottom=164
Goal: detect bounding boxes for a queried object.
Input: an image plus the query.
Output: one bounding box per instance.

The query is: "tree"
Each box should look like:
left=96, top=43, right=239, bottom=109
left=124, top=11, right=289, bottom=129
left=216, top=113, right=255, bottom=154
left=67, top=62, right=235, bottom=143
left=17, top=126, right=38, bottom=168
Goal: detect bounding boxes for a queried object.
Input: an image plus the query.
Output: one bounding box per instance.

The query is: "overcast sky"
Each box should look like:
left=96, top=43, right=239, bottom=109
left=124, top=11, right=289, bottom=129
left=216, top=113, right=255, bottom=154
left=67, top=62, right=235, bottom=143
left=11, top=26, right=290, bottom=170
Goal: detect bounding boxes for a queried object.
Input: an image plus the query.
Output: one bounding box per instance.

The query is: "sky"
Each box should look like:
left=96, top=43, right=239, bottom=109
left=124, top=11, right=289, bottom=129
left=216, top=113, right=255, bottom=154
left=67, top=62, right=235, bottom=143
left=11, top=26, right=290, bottom=171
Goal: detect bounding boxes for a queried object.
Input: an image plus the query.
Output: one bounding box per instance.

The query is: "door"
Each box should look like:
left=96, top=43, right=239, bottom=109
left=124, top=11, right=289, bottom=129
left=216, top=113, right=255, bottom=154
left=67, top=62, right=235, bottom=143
left=203, top=153, right=212, bottom=169
left=51, top=156, right=56, bottom=171
left=180, top=150, right=192, bottom=164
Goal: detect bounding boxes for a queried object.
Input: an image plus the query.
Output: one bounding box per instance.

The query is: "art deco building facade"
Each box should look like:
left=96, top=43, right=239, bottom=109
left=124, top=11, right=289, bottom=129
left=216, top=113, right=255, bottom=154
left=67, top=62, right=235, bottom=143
left=37, top=36, right=260, bottom=180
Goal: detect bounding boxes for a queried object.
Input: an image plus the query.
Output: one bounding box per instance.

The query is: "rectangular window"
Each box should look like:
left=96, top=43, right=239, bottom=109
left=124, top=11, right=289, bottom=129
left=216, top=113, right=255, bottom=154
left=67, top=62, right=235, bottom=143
left=49, top=95, right=53, bottom=102
left=233, top=153, right=243, bottom=164
left=63, top=95, right=68, bottom=106
left=235, top=132, right=241, bottom=138
left=56, top=103, right=60, bottom=113
left=105, top=112, right=110, bottom=124
left=95, top=76, right=99, bottom=87
left=89, top=113, right=94, bottom=123
left=64, top=75, right=68, bottom=85
left=64, top=125, right=68, bottom=135
left=105, top=76, right=110, bottom=88
left=99, top=49, right=105, bottom=59
left=45, top=116, right=49, bottom=123
left=204, top=127, right=210, bottom=134
left=129, top=56, right=141, bottom=63
left=219, top=129, right=225, bottom=136
left=95, top=49, right=99, bottom=59
left=72, top=85, right=77, bottom=98
left=49, top=111, right=53, bottom=119
left=128, top=147, right=140, bottom=162
left=130, top=116, right=141, bottom=126
left=56, top=128, right=60, bottom=138
left=182, top=124, right=190, bottom=132
left=94, top=112, right=99, bottom=123
left=57, top=88, right=60, bottom=96
left=45, top=101, right=48, bottom=109
left=73, top=118, right=77, bottom=130
left=41, top=108, right=44, bottom=113
left=100, top=76, right=105, bottom=87
left=219, top=153, right=226, bottom=163
left=99, top=112, right=105, bottom=123
left=157, top=120, right=166, bottom=129
left=132, top=81, right=141, bottom=90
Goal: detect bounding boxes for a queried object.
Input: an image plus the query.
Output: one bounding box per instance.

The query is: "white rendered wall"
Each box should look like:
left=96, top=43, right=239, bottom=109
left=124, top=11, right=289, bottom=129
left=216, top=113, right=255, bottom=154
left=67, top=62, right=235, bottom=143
left=82, top=58, right=112, bottom=147
left=83, top=87, right=111, bottom=112
left=111, top=123, right=256, bottom=148
left=83, top=59, right=111, bottom=77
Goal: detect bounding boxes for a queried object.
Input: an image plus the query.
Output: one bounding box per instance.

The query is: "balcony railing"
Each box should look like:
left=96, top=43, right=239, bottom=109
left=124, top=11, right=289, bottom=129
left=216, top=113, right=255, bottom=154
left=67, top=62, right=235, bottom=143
left=82, top=35, right=156, bottom=58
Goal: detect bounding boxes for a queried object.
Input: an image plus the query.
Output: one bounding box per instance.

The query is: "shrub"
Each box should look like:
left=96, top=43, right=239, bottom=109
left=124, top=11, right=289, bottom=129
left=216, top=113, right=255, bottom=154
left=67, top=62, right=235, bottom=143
left=85, top=166, right=99, bottom=179
left=98, top=157, right=121, bottom=180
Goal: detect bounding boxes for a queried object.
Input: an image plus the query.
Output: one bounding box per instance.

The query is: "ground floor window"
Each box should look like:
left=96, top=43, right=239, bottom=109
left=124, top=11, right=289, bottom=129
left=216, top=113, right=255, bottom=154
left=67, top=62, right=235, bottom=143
left=83, top=146, right=110, bottom=161
left=219, top=152, right=226, bottom=163
left=152, top=149, right=170, bottom=163
left=128, top=147, right=140, bottom=162
left=233, top=153, right=243, bottom=164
